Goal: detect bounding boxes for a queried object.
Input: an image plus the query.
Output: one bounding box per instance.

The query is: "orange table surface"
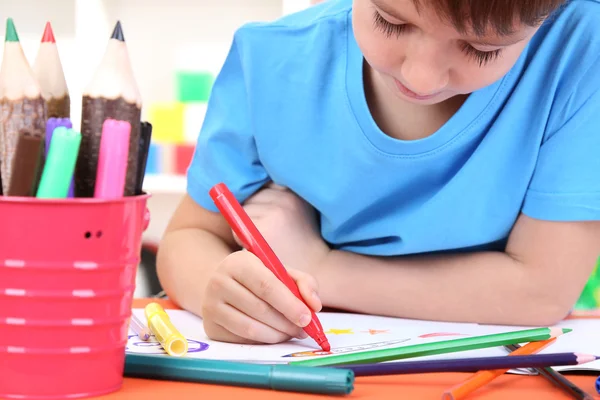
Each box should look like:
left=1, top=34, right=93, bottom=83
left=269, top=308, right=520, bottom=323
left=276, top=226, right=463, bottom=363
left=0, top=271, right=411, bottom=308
left=98, top=298, right=600, bottom=400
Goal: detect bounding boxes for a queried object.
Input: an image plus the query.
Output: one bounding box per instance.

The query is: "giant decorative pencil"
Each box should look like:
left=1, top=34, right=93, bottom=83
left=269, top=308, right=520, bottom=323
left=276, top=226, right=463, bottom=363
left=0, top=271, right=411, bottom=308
left=76, top=21, right=142, bottom=197
left=0, top=18, right=46, bottom=195
left=32, top=22, right=69, bottom=119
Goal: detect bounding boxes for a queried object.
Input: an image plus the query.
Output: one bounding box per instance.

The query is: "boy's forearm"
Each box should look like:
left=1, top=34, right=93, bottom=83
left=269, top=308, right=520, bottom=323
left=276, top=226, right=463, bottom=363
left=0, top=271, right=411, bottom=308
left=156, top=228, right=233, bottom=317
left=319, top=250, right=570, bottom=326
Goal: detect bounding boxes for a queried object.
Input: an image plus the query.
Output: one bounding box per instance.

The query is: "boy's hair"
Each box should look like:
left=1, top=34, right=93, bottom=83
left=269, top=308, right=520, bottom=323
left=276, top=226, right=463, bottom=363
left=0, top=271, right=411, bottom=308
left=413, top=0, right=566, bottom=36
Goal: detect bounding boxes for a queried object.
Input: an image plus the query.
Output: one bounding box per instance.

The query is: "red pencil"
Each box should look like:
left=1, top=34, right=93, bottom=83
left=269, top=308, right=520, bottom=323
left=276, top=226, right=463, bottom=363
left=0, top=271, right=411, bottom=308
left=209, top=182, right=331, bottom=351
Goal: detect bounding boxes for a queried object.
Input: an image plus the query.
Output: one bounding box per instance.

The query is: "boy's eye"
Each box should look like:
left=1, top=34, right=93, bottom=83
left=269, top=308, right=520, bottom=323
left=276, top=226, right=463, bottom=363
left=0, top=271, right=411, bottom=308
left=372, top=11, right=408, bottom=38
left=372, top=10, right=503, bottom=67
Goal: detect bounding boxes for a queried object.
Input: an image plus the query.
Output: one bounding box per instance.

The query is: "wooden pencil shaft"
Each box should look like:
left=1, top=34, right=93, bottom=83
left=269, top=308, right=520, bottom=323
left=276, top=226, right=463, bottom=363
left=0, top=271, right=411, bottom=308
left=76, top=96, right=140, bottom=197
left=0, top=98, right=46, bottom=195
left=8, top=131, right=43, bottom=196
left=47, top=95, right=70, bottom=119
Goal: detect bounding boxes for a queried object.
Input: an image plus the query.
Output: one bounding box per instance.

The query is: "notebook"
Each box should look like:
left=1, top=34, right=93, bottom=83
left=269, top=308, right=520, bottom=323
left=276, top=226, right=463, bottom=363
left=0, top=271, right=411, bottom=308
left=126, top=308, right=600, bottom=372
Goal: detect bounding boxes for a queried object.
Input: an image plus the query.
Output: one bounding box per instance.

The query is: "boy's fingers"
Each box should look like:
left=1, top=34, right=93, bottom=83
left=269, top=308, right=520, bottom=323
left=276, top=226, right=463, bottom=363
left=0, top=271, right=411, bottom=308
left=223, top=277, right=307, bottom=339
left=211, top=303, right=293, bottom=344
left=289, top=269, right=322, bottom=312
left=203, top=320, right=258, bottom=345
left=233, top=256, right=312, bottom=328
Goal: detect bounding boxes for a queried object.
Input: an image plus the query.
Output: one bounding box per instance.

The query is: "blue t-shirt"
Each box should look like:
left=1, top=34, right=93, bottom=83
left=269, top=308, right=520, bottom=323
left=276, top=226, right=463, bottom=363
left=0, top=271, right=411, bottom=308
left=187, top=0, right=600, bottom=256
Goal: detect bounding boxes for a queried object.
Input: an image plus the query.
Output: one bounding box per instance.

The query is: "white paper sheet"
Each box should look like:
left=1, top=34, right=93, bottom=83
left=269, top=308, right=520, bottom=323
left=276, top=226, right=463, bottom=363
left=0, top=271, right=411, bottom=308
left=126, top=308, right=600, bottom=372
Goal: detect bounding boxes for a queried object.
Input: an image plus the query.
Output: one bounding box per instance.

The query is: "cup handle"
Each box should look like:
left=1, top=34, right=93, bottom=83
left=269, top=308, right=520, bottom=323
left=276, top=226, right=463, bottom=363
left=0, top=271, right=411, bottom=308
left=143, top=208, right=151, bottom=231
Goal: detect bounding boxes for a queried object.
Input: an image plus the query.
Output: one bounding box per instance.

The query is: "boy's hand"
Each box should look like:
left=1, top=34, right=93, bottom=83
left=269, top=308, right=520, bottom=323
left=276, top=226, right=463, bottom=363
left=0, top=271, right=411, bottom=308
left=201, top=250, right=323, bottom=344
left=233, top=183, right=330, bottom=278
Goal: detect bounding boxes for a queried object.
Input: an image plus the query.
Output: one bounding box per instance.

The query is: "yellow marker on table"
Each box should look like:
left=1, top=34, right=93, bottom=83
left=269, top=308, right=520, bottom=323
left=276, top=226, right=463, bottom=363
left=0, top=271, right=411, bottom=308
left=144, top=302, right=188, bottom=357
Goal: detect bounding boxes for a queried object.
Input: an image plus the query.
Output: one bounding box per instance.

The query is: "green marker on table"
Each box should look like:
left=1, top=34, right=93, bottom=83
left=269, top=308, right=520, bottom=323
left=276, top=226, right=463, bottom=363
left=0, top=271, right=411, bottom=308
left=124, top=353, right=354, bottom=395
left=289, top=327, right=572, bottom=367
left=36, top=127, right=81, bottom=198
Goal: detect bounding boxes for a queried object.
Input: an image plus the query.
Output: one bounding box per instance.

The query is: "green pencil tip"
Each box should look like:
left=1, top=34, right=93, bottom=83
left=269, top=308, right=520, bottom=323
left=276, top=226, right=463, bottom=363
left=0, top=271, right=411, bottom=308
left=562, top=328, right=573, bottom=334
left=5, top=18, right=19, bottom=42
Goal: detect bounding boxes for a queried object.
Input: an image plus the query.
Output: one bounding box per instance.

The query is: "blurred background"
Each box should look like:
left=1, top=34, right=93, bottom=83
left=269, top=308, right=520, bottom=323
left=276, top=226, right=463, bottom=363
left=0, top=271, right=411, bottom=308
left=0, top=0, right=323, bottom=297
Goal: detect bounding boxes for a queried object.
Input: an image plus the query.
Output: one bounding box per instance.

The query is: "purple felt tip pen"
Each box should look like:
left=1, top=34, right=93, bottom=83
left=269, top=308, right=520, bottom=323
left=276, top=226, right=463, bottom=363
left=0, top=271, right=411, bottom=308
left=130, top=313, right=151, bottom=341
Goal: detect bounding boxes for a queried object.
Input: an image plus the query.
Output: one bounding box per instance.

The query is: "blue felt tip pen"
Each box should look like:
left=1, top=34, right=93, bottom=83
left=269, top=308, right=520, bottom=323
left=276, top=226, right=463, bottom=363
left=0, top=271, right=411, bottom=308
left=595, top=375, right=599, bottom=394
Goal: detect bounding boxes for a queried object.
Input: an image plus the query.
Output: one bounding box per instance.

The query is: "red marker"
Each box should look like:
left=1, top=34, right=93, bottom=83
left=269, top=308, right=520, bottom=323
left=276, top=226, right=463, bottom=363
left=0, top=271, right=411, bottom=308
left=209, top=182, right=331, bottom=352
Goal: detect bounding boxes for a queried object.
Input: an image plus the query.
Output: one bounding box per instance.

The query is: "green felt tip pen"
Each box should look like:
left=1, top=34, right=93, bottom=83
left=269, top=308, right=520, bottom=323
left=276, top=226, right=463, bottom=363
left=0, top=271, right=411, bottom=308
left=124, top=353, right=354, bottom=395
left=36, top=127, right=81, bottom=199
left=289, top=327, right=573, bottom=367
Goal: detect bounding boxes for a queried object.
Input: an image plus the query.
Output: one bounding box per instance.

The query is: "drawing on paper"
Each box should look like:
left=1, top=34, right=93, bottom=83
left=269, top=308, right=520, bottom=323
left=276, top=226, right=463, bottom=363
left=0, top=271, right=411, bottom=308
left=418, top=332, right=467, bottom=339
left=281, top=339, right=410, bottom=358
left=125, top=334, right=210, bottom=354
left=362, top=329, right=390, bottom=335
left=325, top=328, right=354, bottom=335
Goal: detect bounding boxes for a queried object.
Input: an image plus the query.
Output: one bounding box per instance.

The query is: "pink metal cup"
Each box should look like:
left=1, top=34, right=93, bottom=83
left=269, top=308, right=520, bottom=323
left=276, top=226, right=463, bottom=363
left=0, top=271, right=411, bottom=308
left=0, top=194, right=150, bottom=399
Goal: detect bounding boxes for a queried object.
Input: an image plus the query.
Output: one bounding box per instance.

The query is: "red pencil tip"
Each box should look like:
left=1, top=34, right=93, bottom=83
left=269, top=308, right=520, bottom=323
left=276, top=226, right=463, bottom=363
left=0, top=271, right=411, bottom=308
left=320, top=341, right=331, bottom=352
left=41, top=22, right=55, bottom=43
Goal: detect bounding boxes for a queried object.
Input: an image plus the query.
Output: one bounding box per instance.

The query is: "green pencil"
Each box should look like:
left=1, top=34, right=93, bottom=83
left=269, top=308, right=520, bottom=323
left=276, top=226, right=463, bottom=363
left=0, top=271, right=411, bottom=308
left=289, top=327, right=572, bottom=367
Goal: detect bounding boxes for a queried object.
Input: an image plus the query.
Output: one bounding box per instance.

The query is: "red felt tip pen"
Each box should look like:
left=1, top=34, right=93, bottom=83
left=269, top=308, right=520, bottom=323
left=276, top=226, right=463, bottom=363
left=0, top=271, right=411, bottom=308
left=209, top=182, right=331, bottom=352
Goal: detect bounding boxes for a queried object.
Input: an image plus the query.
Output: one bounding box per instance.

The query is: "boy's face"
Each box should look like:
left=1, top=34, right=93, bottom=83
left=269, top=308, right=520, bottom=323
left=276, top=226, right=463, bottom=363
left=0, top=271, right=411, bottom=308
left=353, top=0, right=540, bottom=105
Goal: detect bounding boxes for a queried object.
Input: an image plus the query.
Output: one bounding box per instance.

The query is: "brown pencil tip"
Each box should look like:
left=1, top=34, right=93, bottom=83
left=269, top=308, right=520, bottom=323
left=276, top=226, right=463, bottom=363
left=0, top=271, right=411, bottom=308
left=41, top=22, right=55, bottom=43
left=111, top=20, right=125, bottom=42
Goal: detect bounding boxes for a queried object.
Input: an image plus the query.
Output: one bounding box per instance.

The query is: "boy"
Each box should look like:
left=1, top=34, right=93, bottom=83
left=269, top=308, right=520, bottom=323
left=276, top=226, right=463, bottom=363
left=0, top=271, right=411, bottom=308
left=157, top=0, right=600, bottom=345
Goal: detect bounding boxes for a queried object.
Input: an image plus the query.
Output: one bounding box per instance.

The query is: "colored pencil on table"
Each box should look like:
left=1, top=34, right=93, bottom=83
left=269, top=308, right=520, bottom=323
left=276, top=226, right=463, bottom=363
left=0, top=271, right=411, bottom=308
left=129, top=313, right=150, bottom=341
left=505, top=344, right=595, bottom=400
left=289, top=327, right=572, bottom=367
left=76, top=21, right=141, bottom=197
left=341, top=352, right=598, bottom=377
left=441, top=339, right=557, bottom=400
left=0, top=18, right=47, bottom=196
left=32, top=22, right=70, bottom=119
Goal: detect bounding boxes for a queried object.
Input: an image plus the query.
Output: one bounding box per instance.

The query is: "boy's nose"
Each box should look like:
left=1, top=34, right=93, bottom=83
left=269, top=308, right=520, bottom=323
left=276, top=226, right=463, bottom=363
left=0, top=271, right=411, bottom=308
left=400, top=46, right=450, bottom=95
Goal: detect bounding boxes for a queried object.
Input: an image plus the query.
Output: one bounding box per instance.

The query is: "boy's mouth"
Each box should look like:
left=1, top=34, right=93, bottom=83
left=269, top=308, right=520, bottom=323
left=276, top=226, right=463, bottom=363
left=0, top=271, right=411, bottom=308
left=394, top=78, right=441, bottom=101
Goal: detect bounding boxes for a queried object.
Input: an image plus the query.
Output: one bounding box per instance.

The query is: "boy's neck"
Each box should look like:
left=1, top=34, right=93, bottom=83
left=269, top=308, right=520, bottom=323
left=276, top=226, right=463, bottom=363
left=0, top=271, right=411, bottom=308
left=363, top=61, right=467, bottom=142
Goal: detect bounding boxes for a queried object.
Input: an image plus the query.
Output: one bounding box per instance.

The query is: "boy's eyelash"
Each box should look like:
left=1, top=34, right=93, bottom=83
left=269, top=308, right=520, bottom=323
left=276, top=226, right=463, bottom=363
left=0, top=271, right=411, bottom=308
left=373, top=11, right=409, bottom=38
left=372, top=11, right=503, bottom=67
left=460, top=43, right=503, bottom=67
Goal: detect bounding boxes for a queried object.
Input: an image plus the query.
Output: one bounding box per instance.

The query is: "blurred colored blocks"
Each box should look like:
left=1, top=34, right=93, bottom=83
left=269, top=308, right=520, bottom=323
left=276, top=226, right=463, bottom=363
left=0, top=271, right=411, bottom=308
left=149, top=102, right=184, bottom=143
left=144, top=143, right=161, bottom=175
left=175, top=144, right=196, bottom=175
left=184, top=102, right=207, bottom=142
left=176, top=71, right=214, bottom=103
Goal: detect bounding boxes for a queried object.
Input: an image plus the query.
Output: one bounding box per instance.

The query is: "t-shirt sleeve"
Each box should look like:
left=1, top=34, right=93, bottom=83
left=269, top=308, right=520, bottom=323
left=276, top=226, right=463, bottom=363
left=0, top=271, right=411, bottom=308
left=522, top=55, right=600, bottom=221
left=186, top=28, right=270, bottom=212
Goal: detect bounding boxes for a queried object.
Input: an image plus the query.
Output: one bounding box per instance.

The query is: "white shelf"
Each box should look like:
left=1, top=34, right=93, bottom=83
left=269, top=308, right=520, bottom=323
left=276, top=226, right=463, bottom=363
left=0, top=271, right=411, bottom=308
left=143, top=174, right=187, bottom=194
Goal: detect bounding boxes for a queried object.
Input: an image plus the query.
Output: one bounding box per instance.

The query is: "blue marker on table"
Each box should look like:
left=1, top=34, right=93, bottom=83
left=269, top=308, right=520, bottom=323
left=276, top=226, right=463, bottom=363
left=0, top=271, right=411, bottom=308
left=595, top=375, right=599, bottom=394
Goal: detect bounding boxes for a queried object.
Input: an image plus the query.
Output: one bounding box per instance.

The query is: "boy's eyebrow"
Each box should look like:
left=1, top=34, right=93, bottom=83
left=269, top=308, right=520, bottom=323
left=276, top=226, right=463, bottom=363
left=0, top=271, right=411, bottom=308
left=371, top=0, right=411, bottom=22
left=371, top=0, right=528, bottom=47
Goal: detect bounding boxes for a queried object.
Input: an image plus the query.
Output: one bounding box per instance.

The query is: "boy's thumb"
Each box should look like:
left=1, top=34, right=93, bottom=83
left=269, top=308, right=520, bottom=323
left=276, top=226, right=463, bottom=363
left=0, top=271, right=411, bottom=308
left=289, top=269, right=322, bottom=312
